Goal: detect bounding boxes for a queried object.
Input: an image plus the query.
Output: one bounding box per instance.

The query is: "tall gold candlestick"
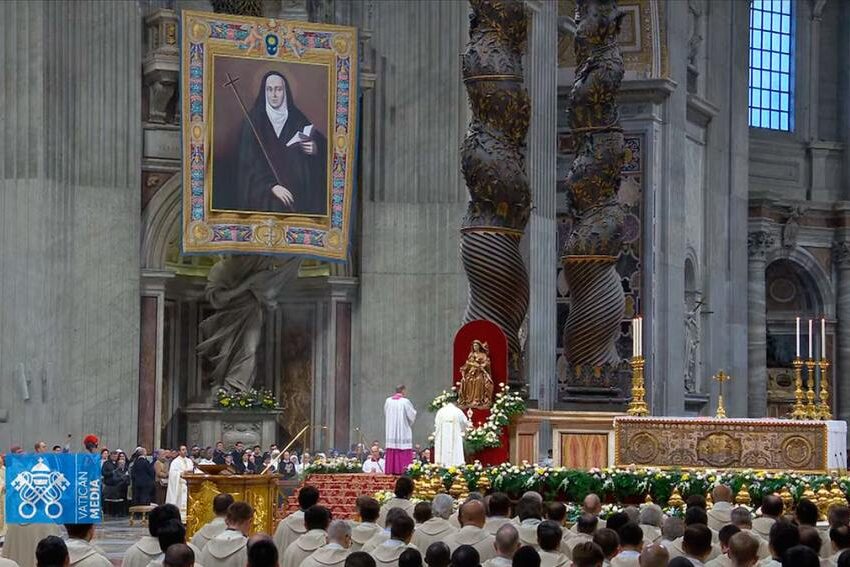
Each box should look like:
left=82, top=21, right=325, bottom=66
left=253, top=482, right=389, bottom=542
left=627, top=356, right=649, bottom=416
left=818, top=359, right=832, bottom=420
left=805, top=358, right=817, bottom=419
left=790, top=357, right=807, bottom=420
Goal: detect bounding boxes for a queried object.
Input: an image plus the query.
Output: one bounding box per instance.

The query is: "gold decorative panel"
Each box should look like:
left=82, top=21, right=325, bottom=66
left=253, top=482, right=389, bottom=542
left=185, top=474, right=277, bottom=538
left=614, top=417, right=828, bottom=472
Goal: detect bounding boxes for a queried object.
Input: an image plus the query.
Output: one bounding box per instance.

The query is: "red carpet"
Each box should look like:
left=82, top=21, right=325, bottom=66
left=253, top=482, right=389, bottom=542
left=281, top=473, right=399, bottom=520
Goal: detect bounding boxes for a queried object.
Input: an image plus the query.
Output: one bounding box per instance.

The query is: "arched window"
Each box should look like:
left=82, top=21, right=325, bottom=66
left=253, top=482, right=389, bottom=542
left=748, top=0, right=794, bottom=131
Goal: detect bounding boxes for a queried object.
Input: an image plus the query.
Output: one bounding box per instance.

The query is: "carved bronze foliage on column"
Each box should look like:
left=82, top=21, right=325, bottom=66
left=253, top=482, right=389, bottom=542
left=561, top=0, right=627, bottom=371
left=460, top=0, right=531, bottom=383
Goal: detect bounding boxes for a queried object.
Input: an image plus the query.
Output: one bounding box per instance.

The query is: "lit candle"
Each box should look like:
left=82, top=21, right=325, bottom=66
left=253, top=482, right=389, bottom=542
left=809, top=319, right=813, bottom=359
left=637, top=316, right=642, bottom=357
left=796, top=316, right=800, bottom=358
left=822, top=317, right=826, bottom=359
left=632, top=318, right=637, bottom=356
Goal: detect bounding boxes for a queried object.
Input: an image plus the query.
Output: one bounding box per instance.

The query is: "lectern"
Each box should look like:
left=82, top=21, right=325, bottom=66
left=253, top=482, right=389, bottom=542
left=184, top=473, right=278, bottom=538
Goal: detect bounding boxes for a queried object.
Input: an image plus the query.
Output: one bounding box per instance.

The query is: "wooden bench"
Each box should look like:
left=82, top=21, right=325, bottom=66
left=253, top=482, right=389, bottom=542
left=128, top=504, right=157, bottom=527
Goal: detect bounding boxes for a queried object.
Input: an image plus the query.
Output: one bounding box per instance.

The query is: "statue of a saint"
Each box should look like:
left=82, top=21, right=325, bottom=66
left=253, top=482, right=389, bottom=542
left=458, top=340, right=494, bottom=409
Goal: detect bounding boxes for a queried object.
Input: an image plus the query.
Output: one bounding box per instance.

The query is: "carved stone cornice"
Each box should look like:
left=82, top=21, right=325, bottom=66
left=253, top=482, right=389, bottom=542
left=833, top=241, right=850, bottom=268
left=747, top=231, right=776, bottom=260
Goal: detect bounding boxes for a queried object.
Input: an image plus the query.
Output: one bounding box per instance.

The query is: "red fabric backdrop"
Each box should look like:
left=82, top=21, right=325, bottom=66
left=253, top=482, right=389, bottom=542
left=453, top=321, right=510, bottom=465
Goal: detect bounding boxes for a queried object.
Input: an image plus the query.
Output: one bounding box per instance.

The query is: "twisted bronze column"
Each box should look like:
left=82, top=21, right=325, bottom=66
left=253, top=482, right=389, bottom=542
left=460, top=0, right=531, bottom=384
left=562, top=1, right=627, bottom=377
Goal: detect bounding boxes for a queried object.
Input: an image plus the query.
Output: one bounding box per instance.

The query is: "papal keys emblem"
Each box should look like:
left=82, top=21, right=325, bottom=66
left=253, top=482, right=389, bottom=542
left=11, top=458, right=70, bottom=519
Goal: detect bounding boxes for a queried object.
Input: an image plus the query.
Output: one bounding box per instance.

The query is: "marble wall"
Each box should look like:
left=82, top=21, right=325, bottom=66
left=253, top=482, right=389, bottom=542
left=0, top=1, right=142, bottom=451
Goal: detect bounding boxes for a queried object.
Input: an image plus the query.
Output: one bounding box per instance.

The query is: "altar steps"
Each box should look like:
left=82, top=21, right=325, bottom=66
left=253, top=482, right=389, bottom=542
left=280, top=473, right=398, bottom=520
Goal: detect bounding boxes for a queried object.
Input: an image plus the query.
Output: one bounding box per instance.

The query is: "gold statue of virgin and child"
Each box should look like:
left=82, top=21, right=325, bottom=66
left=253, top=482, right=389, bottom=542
left=458, top=340, right=494, bottom=409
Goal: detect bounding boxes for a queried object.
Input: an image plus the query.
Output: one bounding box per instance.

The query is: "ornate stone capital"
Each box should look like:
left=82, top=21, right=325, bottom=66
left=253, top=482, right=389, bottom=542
left=747, top=231, right=775, bottom=260
left=833, top=241, right=850, bottom=268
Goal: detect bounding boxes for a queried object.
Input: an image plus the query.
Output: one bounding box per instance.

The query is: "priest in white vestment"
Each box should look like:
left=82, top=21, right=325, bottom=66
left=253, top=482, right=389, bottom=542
left=434, top=402, right=469, bottom=466
left=166, top=445, right=195, bottom=520
left=384, top=385, right=417, bottom=474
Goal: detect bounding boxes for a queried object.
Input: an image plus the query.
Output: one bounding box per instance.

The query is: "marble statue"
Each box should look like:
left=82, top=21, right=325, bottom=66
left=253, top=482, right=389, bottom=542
left=684, top=304, right=700, bottom=393
left=197, top=255, right=299, bottom=392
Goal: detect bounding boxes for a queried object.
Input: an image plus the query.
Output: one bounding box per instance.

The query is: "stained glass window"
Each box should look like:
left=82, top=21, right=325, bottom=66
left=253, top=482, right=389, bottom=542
left=749, top=0, right=794, bottom=131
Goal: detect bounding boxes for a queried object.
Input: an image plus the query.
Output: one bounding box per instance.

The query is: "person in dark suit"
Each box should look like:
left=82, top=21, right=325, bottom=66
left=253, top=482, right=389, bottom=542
left=230, top=441, right=246, bottom=474
left=130, top=447, right=156, bottom=505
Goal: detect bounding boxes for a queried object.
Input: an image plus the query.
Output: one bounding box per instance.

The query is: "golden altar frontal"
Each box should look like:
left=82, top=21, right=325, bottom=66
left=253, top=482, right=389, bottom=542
left=614, top=416, right=836, bottom=472
left=184, top=474, right=278, bottom=538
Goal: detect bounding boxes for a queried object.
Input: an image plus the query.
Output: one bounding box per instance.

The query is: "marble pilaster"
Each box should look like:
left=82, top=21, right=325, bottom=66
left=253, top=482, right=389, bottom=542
left=747, top=231, right=775, bottom=417
left=833, top=242, right=850, bottom=428
left=524, top=0, right=558, bottom=457
left=0, top=1, right=141, bottom=451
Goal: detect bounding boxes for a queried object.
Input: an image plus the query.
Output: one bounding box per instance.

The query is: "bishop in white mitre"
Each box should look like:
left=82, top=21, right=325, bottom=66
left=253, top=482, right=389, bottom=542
left=434, top=402, right=470, bottom=467
left=166, top=445, right=195, bottom=520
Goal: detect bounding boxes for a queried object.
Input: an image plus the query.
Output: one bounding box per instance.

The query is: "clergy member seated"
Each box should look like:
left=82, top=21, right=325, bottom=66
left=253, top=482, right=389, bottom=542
left=565, top=515, right=598, bottom=560
left=610, top=523, right=643, bottom=567
left=344, top=552, right=378, bottom=567
left=824, top=506, right=850, bottom=559
left=570, top=495, right=607, bottom=535
left=660, top=517, right=685, bottom=548
left=162, top=545, right=195, bottom=567
left=762, top=520, right=799, bottom=567
left=274, top=485, right=320, bottom=552
left=63, top=525, right=111, bottom=567
left=398, top=549, right=422, bottom=567
left=680, top=525, right=714, bottom=567
left=639, top=505, right=664, bottom=545
left=362, top=447, right=385, bottom=474
left=707, top=486, right=734, bottom=532
left=444, top=500, right=496, bottom=563
left=424, top=543, right=451, bottom=567
left=246, top=535, right=277, bottom=567
left=829, top=525, right=850, bottom=566
left=198, top=502, right=254, bottom=567
left=124, top=504, right=184, bottom=567
left=362, top=509, right=409, bottom=554
left=485, top=493, right=514, bottom=538
left=450, top=546, right=480, bottom=567
left=570, top=542, right=604, bottom=567
left=723, top=532, right=759, bottom=567
left=667, top=508, right=720, bottom=561
left=412, top=495, right=456, bottom=552
left=482, top=524, right=519, bottom=567
left=301, top=520, right=353, bottom=567
left=704, top=525, right=740, bottom=567
left=638, top=544, right=670, bottom=567
left=35, top=536, right=68, bottom=567
left=515, top=494, right=544, bottom=548
left=413, top=502, right=432, bottom=527
left=536, top=521, right=568, bottom=567
left=378, top=477, right=417, bottom=527
left=728, top=508, right=769, bottom=560
left=592, top=528, right=620, bottom=566
left=282, top=505, right=332, bottom=567
left=751, top=496, right=782, bottom=541
left=146, top=519, right=203, bottom=567
left=191, top=494, right=234, bottom=551
left=370, top=514, right=418, bottom=567
left=351, top=498, right=383, bottom=552
left=3, top=523, right=63, bottom=567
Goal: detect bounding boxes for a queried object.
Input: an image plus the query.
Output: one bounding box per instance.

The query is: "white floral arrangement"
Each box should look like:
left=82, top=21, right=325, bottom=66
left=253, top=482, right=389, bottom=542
left=428, top=388, right=459, bottom=412
left=304, top=456, right=363, bottom=474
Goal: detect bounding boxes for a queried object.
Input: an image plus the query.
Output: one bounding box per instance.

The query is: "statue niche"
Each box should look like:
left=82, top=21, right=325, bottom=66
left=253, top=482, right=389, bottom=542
left=458, top=340, right=494, bottom=410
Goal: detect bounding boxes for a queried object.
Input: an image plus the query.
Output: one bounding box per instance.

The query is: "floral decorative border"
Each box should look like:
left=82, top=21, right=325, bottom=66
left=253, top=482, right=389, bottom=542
left=181, top=11, right=357, bottom=259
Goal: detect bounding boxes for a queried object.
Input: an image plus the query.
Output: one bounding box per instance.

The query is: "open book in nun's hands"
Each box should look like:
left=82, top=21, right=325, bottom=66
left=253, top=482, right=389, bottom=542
left=286, top=124, right=314, bottom=147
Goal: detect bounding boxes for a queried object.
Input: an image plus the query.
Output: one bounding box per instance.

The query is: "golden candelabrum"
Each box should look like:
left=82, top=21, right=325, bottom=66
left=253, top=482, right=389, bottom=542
left=818, top=359, right=833, bottom=420
left=790, top=357, right=807, bottom=419
left=627, top=356, right=649, bottom=416
left=713, top=370, right=731, bottom=418
left=805, top=358, right=817, bottom=419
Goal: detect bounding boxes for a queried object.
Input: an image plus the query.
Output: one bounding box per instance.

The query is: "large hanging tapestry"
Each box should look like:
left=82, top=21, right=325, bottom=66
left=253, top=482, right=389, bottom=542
left=180, top=11, right=357, bottom=259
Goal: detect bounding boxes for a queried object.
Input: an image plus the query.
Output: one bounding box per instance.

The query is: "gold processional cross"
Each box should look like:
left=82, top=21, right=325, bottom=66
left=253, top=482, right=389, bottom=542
left=713, top=370, right=731, bottom=418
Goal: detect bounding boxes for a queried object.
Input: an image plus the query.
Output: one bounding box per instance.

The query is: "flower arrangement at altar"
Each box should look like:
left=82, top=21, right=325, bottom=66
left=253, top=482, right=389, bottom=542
left=427, top=385, right=526, bottom=454
left=428, top=388, right=459, bottom=412
left=304, top=456, right=364, bottom=474
left=397, top=461, right=850, bottom=508
left=215, top=388, right=277, bottom=410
